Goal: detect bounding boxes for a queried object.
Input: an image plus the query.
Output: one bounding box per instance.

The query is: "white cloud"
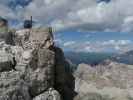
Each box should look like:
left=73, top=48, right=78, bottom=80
left=122, top=16, right=133, bottom=32
left=84, top=46, right=93, bottom=52
left=1, top=0, right=133, bottom=32
left=85, top=41, right=90, bottom=45
left=114, top=45, right=120, bottom=50
left=0, top=4, right=16, bottom=19
left=62, top=39, right=133, bottom=53
left=102, top=40, right=132, bottom=46
left=54, top=38, right=63, bottom=46
left=63, top=41, right=76, bottom=47
left=85, top=34, right=91, bottom=38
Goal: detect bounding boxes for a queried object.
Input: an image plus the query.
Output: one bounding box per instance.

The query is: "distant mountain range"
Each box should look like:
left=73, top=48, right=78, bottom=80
left=111, top=50, right=133, bottom=65
left=64, top=51, right=114, bottom=65
left=65, top=50, right=133, bottom=65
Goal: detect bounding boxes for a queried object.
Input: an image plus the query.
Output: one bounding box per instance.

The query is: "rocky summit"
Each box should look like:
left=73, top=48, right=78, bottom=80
left=0, top=27, right=75, bottom=100
left=74, top=60, right=133, bottom=100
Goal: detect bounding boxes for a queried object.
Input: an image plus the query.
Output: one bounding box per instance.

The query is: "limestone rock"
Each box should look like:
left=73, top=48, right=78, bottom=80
left=29, top=28, right=54, bottom=49
left=11, top=46, right=32, bottom=72
left=74, top=93, right=106, bottom=100
left=0, top=44, right=14, bottom=72
left=74, top=62, right=133, bottom=100
left=0, top=27, right=72, bottom=100
left=14, top=27, right=54, bottom=49
left=33, top=88, right=61, bottom=100
left=0, top=52, right=13, bottom=72
left=14, top=29, right=31, bottom=47
left=13, top=28, right=56, bottom=98
left=0, top=71, right=31, bottom=100
left=24, top=48, right=55, bottom=97
left=15, top=64, right=26, bottom=73
left=5, top=31, right=15, bottom=45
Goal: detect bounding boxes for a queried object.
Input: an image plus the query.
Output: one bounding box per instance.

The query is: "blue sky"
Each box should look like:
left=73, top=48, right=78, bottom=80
left=1, top=0, right=133, bottom=53
left=54, top=31, right=133, bottom=53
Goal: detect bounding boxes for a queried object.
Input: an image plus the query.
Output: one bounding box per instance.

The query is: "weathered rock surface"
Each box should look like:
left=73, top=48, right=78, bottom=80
left=29, top=28, right=54, bottom=49
left=24, top=48, right=55, bottom=97
left=14, top=28, right=53, bottom=50
left=33, top=88, right=61, bottom=100
left=0, top=27, right=75, bottom=100
left=0, top=51, right=13, bottom=72
left=0, top=42, right=14, bottom=72
left=74, top=61, right=133, bottom=100
left=0, top=71, right=31, bottom=100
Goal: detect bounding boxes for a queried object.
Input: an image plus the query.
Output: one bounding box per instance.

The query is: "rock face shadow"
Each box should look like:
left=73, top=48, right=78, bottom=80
left=53, top=46, right=77, bottom=100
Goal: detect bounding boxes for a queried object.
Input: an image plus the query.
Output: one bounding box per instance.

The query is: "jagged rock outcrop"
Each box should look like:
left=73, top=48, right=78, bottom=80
left=0, top=50, right=14, bottom=72
left=0, top=71, right=31, bottom=100
left=0, top=41, right=15, bottom=72
left=33, top=88, right=61, bottom=100
left=0, top=27, right=75, bottom=100
left=74, top=61, right=133, bottom=100
left=24, top=48, right=55, bottom=97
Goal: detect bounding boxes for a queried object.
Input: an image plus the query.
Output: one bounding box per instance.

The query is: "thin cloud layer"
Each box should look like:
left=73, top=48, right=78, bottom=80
left=62, top=39, right=133, bottom=53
